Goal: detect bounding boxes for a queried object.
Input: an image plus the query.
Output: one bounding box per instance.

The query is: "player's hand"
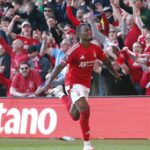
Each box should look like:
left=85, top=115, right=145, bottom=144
left=114, top=72, right=122, bottom=81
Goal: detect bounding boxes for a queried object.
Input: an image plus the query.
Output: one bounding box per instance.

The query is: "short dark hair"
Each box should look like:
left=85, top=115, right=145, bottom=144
left=76, top=23, right=91, bottom=36
left=28, top=45, right=38, bottom=54
left=0, top=16, right=11, bottom=23
left=13, top=0, right=23, bottom=5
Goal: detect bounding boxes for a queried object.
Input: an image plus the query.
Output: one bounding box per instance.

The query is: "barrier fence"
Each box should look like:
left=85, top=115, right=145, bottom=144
left=0, top=97, right=150, bottom=139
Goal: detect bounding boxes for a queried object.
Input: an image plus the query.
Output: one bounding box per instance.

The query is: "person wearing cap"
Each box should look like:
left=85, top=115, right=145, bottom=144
left=103, top=6, right=119, bottom=27
left=8, top=17, right=40, bottom=50
left=65, top=28, right=77, bottom=43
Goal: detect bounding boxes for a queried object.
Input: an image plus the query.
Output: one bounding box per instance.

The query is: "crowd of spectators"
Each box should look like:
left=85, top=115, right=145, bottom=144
left=0, top=0, right=150, bottom=97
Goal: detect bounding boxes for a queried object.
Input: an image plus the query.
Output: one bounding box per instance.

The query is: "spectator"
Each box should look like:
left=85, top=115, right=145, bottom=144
left=4, top=4, right=15, bottom=19
left=119, top=0, right=150, bottom=28
left=137, top=25, right=150, bottom=50
left=117, top=43, right=145, bottom=95
left=5, top=39, right=29, bottom=78
left=0, top=17, right=11, bottom=43
left=28, top=45, right=51, bottom=81
left=0, top=44, right=11, bottom=96
left=20, top=1, right=48, bottom=31
left=10, top=62, right=42, bottom=97
left=88, top=13, right=124, bottom=50
left=140, top=70, right=150, bottom=95
left=46, top=0, right=67, bottom=24
left=66, top=0, right=87, bottom=27
left=65, top=27, right=77, bottom=43
left=103, top=6, right=119, bottom=27
left=0, top=66, right=12, bottom=97
left=8, top=20, right=40, bottom=49
left=47, top=16, right=63, bottom=45
left=144, top=33, right=150, bottom=53
left=43, top=4, right=55, bottom=20
left=121, top=14, right=141, bottom=50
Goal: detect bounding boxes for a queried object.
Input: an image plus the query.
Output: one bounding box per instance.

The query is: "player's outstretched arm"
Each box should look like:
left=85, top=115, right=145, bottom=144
left=34, top=63, right=66, bottom=96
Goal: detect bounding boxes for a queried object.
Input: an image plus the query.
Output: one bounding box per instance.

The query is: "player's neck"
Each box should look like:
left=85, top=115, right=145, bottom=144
left=80, top=40, right=90, bottom=48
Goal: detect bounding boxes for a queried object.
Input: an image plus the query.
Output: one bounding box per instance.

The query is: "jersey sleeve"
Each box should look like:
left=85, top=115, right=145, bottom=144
left=97, top=46, right=107, bottom=61
left=61, top=43, right=79, bottom=65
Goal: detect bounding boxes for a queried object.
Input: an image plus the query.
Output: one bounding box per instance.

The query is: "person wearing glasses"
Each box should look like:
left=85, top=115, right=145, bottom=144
left=10, top=62, right=42, bottom=97
left=43, top=5, right=55, bottom=21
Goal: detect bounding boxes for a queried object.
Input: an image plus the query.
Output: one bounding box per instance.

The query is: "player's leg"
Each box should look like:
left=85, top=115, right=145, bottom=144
left=61, top=95, right=80, bottom=120
left=75, top=97, right=94, bottom=150
left=50, top=85, right=80, bottom=120
left=70, top=84, right=95, bottom=150
left=70, top=103, right=80, bottom=120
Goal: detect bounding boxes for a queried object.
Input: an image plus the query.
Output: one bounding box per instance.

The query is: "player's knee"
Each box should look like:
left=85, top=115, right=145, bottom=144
left=70, top=111, right=80, bottom=121
left=71, top=115, right=80, bottom=121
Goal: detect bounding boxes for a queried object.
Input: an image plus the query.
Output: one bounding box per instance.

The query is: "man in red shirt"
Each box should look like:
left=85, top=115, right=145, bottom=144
left=34, top=23, right=121, bottom=150
left=10, top=62, right=42, bottom=97
left=8, top=18, right=40, bottom=50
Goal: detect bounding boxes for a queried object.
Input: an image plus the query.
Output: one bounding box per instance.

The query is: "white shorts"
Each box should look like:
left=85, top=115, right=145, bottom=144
left=65, top=84, right=90, bottom=104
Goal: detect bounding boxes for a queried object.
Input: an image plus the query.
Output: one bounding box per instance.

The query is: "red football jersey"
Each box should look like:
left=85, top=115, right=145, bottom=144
left=61, top=42, right=107, bottom=88
left=16, top=35, right=39, bottom=50
left=11, top=70, right=42, bottom=94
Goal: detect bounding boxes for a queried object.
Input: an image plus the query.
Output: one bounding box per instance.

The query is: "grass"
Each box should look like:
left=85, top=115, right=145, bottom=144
left=0, top=138, right=150, bottom=150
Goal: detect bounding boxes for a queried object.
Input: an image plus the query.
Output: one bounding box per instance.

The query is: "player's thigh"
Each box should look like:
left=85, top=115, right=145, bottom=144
left=65, top=84, right=90, bottom=104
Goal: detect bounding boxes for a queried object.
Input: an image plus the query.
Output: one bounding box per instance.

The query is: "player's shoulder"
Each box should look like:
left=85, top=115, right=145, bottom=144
left=90, top=42, right=103, bottom=50
left=66, top=42, right=80, bottom=56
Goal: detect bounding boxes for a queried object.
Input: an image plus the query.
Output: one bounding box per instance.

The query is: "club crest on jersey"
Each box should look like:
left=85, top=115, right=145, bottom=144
left=28, top=81, right=34, bottom=89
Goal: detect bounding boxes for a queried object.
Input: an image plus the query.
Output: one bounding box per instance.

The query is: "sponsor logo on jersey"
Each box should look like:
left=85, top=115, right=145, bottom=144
left=80, top=55, right=85, bottom=60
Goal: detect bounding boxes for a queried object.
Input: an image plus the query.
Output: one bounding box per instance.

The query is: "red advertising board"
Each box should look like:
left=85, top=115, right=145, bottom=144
left=0, top=97, right=150, bottom=139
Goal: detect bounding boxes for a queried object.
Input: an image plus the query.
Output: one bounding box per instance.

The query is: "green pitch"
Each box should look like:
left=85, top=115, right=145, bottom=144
left=0, top=138, right=150, bottom=150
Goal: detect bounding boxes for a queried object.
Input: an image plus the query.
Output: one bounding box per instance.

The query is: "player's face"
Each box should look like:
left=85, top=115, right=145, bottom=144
left=79, top=25, right=93, bottom=41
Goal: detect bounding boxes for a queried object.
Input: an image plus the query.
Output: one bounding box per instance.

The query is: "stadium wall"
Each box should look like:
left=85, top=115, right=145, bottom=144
left=0, top=97, right=150, bottom=139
